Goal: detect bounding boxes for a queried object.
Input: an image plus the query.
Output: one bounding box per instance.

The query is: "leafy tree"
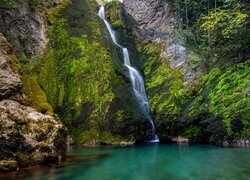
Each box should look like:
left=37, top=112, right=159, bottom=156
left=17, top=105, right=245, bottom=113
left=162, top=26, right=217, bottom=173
left=169, top=0, right=250, bottom=66
left=199, top=9, right=249, bottom=57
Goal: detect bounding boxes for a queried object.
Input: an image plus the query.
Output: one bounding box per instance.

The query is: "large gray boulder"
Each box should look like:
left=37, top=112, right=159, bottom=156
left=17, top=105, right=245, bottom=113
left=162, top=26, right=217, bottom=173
left=162, top=43, right=187, bottom=69
left=0, top=100, right=67, bottom=169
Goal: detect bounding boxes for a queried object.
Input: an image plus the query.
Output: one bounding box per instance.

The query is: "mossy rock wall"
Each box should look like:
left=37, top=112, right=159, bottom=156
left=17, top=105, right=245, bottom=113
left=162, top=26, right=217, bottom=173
left=140, top=42, right=250, bottom=144
left=38, top=0, right=150, bottom=144
left=182, top=62, right=250, bottom=143
left=138, top=43, right=186, bottom=140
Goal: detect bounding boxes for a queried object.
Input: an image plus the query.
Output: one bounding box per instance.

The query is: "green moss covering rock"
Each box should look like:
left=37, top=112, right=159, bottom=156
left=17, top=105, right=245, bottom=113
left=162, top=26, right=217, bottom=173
left=140, top=40, right=250, bottom=145
left=22, top=75, right=53, bottom=115
left=38, top=0, right=150, bottom=144
left=0, top=100, right=67, bottom=167
left=139, top=43, right=187, bottom=139
left=183, top=62, right=250, bottom=144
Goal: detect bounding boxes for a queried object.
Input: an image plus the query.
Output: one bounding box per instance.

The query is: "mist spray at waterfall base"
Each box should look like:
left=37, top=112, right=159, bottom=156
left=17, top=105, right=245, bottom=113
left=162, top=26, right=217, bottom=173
left=98, top=6, right=159, bottom=142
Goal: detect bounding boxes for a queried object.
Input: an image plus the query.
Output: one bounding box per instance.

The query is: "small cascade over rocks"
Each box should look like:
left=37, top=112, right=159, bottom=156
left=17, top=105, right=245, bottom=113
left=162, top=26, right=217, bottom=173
left=98, top=6, right=159, bottom=142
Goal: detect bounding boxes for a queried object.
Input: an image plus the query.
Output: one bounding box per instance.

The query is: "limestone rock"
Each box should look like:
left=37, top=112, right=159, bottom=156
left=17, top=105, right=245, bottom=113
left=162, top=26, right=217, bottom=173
left=0, top=33, right=12, bottom=55
left=0, top=33, right=67, bottom=172
left=0, top=100, right=67, bottom=170
left=0, top=56, right=22, bottom=99
left=123, top=0, right=174, bottom=43
left=0, top=33, right=22, bottom=100
left=0, top=0, right=49, bottom=56
left=162, top=43, right=187, bottom=68
left=172, top=136, right=189, bottom=145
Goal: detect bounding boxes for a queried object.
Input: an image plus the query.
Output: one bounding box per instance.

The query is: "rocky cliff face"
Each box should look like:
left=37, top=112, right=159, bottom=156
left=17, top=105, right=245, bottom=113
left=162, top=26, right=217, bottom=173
left=123, top=0, right=174, bottom=44
left=108, top=0, right=250, bottom=145
left=0, top=33, right=67, bottom=172
left=123, top=0, right=195, bottom=83
left=0, top=43, right=22, bottom=100
left=0, top=0, right=56, bottom=56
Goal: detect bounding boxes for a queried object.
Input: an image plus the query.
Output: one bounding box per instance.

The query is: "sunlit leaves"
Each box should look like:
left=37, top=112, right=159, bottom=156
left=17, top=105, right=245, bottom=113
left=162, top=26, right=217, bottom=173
left=200, top=10, right=248, bottom=40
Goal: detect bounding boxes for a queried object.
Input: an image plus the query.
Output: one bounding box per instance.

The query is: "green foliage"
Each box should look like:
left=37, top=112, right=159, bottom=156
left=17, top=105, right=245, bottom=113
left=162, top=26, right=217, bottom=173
left=140, top=43, right=186, bottom=137
left=170, top=0, right=250, bottom=66
left=187, top=51, right=203, bottom=71
left=0, top=0, right=17, bottom=9
left=99, top=0, right=121, bottom=5
left=72, top=129, right=124, bottom=144
left=38, top=2, right=132, bottom=143
left=28, top=0, right=55, bottom=9
left=28, top=0, right=43, bottom=8
left=47, top=0, right=70, bottom=23
left=200, top=10, right=248, bottom=39
left=182, top=126, right=201, bottom=139
left=105, top=1, right=124, bottom=28
left=199, top=9, right=249, bottom=60
left=187, top=62, right=250, bottom=142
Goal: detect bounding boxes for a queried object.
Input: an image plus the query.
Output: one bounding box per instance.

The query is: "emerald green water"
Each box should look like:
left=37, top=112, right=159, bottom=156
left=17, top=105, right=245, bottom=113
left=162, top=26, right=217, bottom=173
left=3, top=144, right=250, bottom=180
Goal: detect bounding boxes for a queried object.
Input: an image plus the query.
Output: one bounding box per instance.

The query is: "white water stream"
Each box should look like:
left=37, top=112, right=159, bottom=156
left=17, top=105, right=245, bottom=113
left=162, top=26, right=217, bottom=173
left=98, top=6, right=159, bottom=142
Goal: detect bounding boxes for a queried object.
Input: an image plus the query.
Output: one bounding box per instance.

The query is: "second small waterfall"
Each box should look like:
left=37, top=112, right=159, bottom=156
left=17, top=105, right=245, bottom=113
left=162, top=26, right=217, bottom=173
left=98, top=6, right=159, bottom=142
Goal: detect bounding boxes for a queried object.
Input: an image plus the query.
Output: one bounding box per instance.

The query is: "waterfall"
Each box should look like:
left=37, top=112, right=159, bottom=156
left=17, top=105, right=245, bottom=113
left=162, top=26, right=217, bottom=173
left=98, top=6, right=159, bottom=142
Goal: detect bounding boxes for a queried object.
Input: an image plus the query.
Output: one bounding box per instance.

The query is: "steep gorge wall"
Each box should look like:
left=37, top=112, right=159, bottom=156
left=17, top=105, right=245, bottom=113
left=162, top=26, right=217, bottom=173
left=1, top=0, right=249, bottom=151
left=0, top=0, right=57, bottom=56
left=108, top=0, right=250, bottom=145
left=37, top=0, right=153, bottom=144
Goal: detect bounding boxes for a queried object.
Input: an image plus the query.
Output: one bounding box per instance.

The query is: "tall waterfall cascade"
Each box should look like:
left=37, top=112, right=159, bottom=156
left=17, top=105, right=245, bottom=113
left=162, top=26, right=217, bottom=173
left=98, top=6, right=159, bottom=142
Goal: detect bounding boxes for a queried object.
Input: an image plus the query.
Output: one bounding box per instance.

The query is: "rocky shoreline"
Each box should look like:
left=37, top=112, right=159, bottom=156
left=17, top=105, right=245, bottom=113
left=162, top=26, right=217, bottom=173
left=0, top=33, right=67, bottom=173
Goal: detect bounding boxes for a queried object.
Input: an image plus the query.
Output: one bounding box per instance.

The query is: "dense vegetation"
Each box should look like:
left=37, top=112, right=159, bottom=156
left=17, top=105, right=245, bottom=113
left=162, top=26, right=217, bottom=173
left=0, top=0, right=17, bottom=9
left=140, top=0, right=250, bottom=143
left=40, top=0, right=248, bottom=144
left=169, top=0, right=250, bottom=67
left=2, top=0, right=248, bottom=145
